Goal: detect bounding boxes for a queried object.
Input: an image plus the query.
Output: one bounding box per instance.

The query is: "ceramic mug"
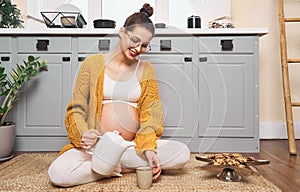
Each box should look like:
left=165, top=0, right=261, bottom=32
left=136, top=166, right=153, bottom=190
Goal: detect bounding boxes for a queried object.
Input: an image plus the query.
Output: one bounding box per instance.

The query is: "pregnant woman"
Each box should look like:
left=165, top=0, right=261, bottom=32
left=48, top=4, right=190, bottom=187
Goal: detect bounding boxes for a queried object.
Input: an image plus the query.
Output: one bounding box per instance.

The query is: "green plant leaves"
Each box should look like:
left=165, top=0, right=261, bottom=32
left=0, top=0, right=24, bottom=28
left=0, top=55, right=47, bottom=125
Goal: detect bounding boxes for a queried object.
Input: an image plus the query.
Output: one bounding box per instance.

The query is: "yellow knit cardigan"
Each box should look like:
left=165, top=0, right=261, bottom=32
left=60, top=53, right=164, bottom=158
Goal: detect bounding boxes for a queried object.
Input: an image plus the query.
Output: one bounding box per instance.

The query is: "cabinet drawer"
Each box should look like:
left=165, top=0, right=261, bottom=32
left=0, top=37, right=12, bottom=53
left=150, top=37, right=193, bottom=53
left=17, top=37, right=71, bottom=53
left=78, top=37, right=119, bottom=53
left=198, top=36, right=257, bottom=53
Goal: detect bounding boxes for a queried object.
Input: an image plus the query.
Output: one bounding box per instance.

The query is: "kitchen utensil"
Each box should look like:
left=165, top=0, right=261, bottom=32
left=41, top=4, right=86, bottom=28
left=41, top=11, right=86, bottom=28
left=90, top=130, right=135, bottom=176
left=187, top=15, right=201, bottom=28
left=93, top=19, right=116, bottom=28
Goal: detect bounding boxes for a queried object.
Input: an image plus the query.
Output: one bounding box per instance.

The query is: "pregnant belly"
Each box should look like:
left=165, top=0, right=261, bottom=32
left=100, top=102, right=140, bottom=141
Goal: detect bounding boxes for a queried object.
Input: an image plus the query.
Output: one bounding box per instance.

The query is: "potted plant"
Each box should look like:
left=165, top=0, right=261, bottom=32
left=0, top=11, right=3, bottom=23
left=0, top=55, right=47, bottom=161
left=0, top=0, right=24, bottom=28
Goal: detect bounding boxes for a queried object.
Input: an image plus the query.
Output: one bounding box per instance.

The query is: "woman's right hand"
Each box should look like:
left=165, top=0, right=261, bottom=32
left=80, top=129, right=101, bottom=150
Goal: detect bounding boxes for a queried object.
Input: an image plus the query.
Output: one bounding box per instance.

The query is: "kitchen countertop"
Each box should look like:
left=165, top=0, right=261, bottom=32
left=0, top=27, right=268, bottom=36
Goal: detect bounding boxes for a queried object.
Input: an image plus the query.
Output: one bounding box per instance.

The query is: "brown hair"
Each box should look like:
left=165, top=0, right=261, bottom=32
left=123, top=3, right=155, bottom=36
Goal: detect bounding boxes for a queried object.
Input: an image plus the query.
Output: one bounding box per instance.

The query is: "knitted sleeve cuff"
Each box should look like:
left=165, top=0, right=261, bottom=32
left=134, top=132, right=158, bottom=159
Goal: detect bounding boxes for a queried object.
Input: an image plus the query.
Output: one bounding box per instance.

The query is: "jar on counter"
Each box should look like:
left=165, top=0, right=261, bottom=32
left=187, top=15, right=201, bottom=28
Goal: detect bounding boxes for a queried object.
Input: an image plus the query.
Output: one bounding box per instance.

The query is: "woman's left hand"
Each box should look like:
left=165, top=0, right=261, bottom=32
left=144, top=150, right=162, bottom=180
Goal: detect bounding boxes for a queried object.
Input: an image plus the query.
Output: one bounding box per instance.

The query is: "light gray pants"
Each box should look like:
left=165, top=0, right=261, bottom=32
left=48, top=140, right=190, bottom=187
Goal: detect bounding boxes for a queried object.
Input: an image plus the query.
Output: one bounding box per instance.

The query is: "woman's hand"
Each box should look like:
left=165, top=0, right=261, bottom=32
left=144, top=150, right=162, bottom=180
left=80, top=129, right=101, bottom=150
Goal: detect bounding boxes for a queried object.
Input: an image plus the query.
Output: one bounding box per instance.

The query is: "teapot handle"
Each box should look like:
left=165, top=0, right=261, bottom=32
left=85, top=135, right=102, bottom=155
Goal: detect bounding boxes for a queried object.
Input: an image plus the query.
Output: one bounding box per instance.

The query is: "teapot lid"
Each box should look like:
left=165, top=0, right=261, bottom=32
left=105, top=130, right=123, bottom=141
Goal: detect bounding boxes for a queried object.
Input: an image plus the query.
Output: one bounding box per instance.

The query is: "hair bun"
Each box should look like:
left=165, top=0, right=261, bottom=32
left=140, top=3, right=153, bottom=17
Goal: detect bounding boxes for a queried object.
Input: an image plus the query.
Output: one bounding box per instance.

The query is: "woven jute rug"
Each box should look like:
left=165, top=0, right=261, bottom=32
left=0, top=153, right=281, bottom=192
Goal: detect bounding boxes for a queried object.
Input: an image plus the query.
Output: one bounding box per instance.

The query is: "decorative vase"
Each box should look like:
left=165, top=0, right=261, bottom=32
left=0, top=123, right=16, bottom=161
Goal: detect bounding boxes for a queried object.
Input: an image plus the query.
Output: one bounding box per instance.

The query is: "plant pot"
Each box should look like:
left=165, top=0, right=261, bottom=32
left=0, top=123, right=16, bottom=161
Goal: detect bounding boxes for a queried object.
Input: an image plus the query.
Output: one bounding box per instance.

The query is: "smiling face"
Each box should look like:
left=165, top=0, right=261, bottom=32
left=119, top=25, right=153, bottom=60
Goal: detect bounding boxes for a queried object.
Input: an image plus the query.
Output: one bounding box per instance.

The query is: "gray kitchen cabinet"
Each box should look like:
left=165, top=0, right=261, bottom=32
left=76, top=36, right=119, bottom=72
left=0, top=30, right=264, bottom=153
left=0, top=37, right=12, bottom=53
left=0, top=36, right=18, bottom=123
left=77, top=36, right=119, bottom=54
left=140, top=54, right=198, bottom=137
left=0, top=54, right=12, bottom=71
left=141, top=36, right=198, bottom=137
left=14, top=37, right=73, bottom=151
left=198, top=54, right=255, bottom=137
left=190, top=36, right=260, bottom=152
left=0, top=36, right=14, bottom=73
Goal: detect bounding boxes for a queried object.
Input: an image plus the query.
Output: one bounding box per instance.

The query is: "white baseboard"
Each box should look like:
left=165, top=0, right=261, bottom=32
left=260, top=121, right=300, bottom=139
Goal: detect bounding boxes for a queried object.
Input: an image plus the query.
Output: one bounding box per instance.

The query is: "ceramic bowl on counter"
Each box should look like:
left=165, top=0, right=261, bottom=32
left=60, top=16, right=76, bottom=27
left=155, top=23, right=166, bottom=28
left=93, top=19, right=116, bottom=28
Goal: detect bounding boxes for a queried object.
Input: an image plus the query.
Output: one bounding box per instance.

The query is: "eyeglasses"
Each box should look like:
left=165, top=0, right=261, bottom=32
left=126, top=31, right=151, bottom=52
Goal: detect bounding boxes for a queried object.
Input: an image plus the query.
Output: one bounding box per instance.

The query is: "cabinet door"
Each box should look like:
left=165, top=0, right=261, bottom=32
left=198, top=54, right=256, bottom=137
left=140, top=54, right=198, bottom=137
left=0, top=54, right=12, bottom=74
left=78, top=37, right=119, bottom=54
left=0, top=54, right=15, bottom=122
left=16, top=54, right=72, bottom=136
left=0, top=37, right=12, bottom=73
left=0, top=37, right=12, bottom=53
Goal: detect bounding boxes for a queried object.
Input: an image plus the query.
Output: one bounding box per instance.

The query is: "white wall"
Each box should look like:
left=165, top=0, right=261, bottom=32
left=14, top=0, right=231, bottom=29
left=231, top=0, right=300, bottom=139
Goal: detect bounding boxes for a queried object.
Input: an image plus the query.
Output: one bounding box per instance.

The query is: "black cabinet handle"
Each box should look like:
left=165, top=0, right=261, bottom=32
left=220, top=39, right=233, bottom=51
left=160, top=40, right=172, bottom=51
left=199, top=57, right=208, bottom=62
left=184, top=57, right=192, bottom=62
left=78, top=57, right=86, bottom=62
left=36, top=39, right=49, bottom=51
left=62, top=57, right=70, bottom=62
left=1, top=56, right=10, bottom=62
left=98, top=39, right=110, bottom=51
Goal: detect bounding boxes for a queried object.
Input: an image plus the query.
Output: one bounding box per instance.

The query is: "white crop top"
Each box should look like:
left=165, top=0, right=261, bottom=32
left=102, top=60, right=141, bottom=108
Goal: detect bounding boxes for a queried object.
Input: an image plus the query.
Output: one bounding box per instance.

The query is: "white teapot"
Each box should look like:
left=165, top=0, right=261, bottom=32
left=90, top=130, right=136, bottom=176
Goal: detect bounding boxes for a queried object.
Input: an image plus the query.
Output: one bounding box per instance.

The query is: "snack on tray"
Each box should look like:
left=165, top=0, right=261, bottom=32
left=205, top=153, right=256, bottom=168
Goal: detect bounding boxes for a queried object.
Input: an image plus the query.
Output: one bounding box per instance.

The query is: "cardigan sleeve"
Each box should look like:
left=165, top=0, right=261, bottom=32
left=134, top=63, right=164, bottom=158
left=64, top=58, right=91, bottom=148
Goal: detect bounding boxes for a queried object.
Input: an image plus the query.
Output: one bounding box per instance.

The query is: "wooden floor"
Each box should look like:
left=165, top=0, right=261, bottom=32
left=249, top=139, right=300, bottom=192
